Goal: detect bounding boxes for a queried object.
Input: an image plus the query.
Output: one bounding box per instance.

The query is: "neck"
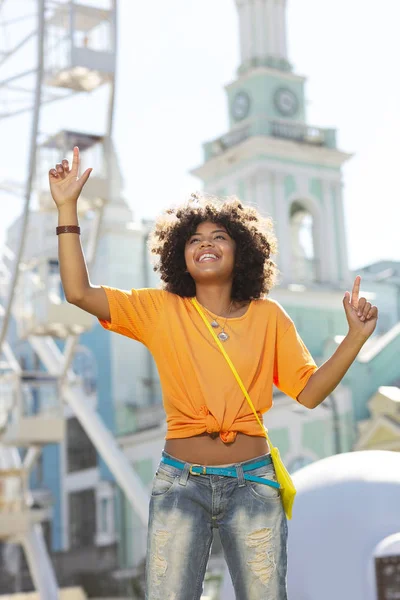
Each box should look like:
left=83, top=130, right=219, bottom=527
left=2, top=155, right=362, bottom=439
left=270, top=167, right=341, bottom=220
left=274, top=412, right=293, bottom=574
left=195, top=283, right=233, bottom=315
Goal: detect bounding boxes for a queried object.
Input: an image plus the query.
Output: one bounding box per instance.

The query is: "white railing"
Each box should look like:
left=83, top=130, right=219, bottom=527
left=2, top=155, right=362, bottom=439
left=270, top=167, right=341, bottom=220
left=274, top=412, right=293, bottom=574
left=206, top=117, right=336, bottom=159
left=270, top=120, right=326, bottom=145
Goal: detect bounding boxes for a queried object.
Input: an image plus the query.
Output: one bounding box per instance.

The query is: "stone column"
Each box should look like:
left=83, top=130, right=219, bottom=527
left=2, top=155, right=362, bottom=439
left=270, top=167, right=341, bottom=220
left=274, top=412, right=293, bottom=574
left=273, top=172, right=292, bottom=281
left=236, top=0, right=252, bottom=65
left=265, top=0, right=276, bottom=58
left=277, top=0, right=288, bottom=59
left=254, top=0, right=267, bottom=61
left=333, top=181, right=351, bottom=284
left=255, top=170, right=275, bottom=220
left=322, top=179, right=340, bottom=283
left=312, top=197, right=326, bottom=283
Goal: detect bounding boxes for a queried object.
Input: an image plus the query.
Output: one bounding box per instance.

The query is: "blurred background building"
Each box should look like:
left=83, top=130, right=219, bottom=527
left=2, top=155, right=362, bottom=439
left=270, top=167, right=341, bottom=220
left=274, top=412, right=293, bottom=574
left=0, top=0, right=399, bottom=598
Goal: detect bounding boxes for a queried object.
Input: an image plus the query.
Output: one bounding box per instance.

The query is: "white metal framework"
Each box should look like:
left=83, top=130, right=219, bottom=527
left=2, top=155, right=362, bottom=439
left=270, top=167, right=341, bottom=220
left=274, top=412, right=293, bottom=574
left=0, top=2, right=149, bottom=596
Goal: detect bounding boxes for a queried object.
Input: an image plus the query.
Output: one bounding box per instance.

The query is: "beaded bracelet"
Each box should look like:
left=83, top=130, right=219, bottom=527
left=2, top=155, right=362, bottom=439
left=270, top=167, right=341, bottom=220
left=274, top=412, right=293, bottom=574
left=56, top=226, right=81, bottom=235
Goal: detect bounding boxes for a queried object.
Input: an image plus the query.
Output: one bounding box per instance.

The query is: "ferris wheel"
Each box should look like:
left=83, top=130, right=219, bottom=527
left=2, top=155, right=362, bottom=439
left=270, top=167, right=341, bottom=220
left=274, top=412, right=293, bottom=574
left=0, top=2, right=149, bottom=596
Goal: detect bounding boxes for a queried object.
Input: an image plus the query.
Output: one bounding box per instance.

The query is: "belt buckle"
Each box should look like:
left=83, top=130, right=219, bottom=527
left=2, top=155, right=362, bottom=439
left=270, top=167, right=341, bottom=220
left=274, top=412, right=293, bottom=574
left=189, top=464, right=206, bottom=476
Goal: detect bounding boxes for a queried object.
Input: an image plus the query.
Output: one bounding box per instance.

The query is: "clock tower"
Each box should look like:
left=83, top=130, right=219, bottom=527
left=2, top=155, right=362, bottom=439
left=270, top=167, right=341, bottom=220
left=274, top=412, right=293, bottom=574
left=192, top=0, right=351, bottom=287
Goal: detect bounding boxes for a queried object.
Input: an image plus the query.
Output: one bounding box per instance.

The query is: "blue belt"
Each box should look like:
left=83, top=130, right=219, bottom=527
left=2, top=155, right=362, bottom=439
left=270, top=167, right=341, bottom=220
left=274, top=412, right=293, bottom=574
left=161, top=455, right=280, bottom=490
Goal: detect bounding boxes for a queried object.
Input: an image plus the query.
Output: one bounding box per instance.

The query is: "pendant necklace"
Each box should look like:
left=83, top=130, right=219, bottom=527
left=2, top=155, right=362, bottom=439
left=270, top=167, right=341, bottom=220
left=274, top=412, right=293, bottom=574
left=201, top=300, right=233, bottom=342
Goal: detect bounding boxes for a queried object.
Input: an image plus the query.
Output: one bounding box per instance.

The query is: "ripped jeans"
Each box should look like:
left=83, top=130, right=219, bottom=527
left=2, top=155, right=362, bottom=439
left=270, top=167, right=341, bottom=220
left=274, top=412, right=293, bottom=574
left=145, top=450, right=288, bottom=599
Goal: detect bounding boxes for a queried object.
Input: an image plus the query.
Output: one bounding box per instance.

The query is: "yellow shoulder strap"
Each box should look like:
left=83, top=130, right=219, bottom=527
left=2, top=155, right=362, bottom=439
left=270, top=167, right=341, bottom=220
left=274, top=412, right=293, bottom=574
left=191, top=298, right=273, bottom=449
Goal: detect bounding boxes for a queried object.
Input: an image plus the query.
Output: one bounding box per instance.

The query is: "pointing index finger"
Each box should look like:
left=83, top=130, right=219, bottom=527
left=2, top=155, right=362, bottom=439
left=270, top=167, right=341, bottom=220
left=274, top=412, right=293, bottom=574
left=71, top=146, right=80, bottom=175
left=351, top=275, right=361, bottom=308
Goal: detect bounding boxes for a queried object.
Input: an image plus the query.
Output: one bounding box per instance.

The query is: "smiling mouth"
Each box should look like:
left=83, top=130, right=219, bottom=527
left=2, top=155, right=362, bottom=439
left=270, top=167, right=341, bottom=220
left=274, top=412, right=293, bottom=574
left=197, top=253, right=220, bottom=263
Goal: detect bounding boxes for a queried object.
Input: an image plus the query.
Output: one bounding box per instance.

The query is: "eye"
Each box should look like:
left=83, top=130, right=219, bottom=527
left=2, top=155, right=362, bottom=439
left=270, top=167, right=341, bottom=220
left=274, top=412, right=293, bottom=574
left=215, top=234, right=226, bottom=240
left=189, top=237, right=200, bottom=244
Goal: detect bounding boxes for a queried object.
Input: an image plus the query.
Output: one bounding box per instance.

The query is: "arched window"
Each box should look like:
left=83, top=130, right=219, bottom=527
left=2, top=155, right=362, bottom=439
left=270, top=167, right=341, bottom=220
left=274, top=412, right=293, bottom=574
left=290, top=201, right=317, bottom=282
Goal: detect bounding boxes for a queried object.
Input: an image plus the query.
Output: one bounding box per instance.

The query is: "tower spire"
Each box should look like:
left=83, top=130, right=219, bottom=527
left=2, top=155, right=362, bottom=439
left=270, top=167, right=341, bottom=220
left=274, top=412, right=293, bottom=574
left=235, top=0, right=291, bottom=72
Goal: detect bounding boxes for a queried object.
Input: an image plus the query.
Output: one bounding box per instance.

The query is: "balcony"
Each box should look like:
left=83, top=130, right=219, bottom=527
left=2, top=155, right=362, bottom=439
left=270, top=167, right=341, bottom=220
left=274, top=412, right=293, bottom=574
left=270, top=121, right=333, bottom=146
left=204, top=117, right=337, bottom=160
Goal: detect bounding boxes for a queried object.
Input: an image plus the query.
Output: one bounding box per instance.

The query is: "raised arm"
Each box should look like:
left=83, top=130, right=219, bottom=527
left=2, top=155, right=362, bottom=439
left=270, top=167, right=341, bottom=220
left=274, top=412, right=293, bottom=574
left=297, top=276, right=378, bottom=409
left=49, top=146, right=110, bottom=321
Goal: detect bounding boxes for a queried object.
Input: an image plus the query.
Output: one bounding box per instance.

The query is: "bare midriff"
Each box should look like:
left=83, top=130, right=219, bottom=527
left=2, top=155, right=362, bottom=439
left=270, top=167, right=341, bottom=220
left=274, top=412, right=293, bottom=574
left=164, top=432, right=270, bottom=466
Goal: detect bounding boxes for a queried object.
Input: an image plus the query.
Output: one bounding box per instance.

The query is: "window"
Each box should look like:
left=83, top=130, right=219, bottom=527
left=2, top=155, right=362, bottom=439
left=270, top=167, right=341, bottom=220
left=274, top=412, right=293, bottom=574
left=290, top=202, right=317, bottom=282
left=99, top=497, right=109, bottom=534
left=67, top=417, right=97, bottom=472
left=376, top=555, right=400, bottom=600
left=69, top=489, right=96, bottom=549
left=96, top=484, right=116, bottom=545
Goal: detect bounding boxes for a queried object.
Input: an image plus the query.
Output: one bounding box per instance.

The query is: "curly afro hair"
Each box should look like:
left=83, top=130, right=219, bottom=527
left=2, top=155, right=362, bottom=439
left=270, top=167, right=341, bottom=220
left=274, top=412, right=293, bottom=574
left=148, top=194, right=279, bottom=301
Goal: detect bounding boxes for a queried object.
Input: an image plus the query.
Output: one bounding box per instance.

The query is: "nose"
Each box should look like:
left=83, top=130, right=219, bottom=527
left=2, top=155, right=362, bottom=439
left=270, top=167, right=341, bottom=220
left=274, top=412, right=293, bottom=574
left=199, top=239, right=213, bottom=248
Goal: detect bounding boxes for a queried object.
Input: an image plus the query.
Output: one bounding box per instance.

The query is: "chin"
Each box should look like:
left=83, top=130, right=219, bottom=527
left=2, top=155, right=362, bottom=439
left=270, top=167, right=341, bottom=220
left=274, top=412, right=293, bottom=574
left=194, top=270, right=231, bottom=283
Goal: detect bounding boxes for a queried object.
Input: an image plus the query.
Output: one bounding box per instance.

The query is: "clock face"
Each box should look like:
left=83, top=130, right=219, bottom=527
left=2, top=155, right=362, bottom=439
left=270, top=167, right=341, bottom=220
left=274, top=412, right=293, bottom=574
left=274, top=87, right=299, bottom=117
left=231, top=91, right=251, bottom=121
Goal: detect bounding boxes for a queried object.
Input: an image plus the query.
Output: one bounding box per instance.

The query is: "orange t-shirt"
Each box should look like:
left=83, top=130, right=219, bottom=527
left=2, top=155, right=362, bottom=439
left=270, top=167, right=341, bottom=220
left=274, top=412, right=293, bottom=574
left=98, top=287, right=318, bottom=444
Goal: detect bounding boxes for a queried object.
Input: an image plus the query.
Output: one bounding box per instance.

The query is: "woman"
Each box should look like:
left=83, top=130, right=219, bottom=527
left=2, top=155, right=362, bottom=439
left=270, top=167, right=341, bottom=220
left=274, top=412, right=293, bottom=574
left=49, top=147, right=378, bottom=600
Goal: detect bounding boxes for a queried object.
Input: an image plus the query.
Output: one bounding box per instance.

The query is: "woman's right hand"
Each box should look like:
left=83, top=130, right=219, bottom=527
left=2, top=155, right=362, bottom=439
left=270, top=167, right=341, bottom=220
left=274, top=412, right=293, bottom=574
left=49, top=146, right=92, bottom=208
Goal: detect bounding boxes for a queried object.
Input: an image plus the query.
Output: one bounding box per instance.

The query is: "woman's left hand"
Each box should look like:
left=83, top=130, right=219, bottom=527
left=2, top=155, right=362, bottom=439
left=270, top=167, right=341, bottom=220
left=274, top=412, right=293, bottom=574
left=343, top=275, right=378, bottom=341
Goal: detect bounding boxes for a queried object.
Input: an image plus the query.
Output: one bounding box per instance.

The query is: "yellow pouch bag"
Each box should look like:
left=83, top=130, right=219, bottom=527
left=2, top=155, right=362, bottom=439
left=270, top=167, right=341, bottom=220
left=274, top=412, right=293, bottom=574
left=192, top=298, right=296, bottom=520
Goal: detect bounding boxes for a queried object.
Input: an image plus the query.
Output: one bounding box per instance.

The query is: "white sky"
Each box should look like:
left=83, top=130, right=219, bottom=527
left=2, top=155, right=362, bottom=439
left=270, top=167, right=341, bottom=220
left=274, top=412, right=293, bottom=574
left=0, top=0, right=399, bottom=271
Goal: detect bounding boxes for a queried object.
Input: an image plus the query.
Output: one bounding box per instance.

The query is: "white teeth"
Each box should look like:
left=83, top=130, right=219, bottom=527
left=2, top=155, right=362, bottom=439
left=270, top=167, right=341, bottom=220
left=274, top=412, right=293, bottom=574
left=199, top=253, right=218, bottom=262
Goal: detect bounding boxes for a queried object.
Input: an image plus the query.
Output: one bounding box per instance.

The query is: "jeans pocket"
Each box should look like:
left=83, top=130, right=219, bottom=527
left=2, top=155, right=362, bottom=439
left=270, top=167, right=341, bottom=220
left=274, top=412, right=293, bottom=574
left=151, top=467, right=178, bottom=498
left=247, top=466, right=281, bottom=502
